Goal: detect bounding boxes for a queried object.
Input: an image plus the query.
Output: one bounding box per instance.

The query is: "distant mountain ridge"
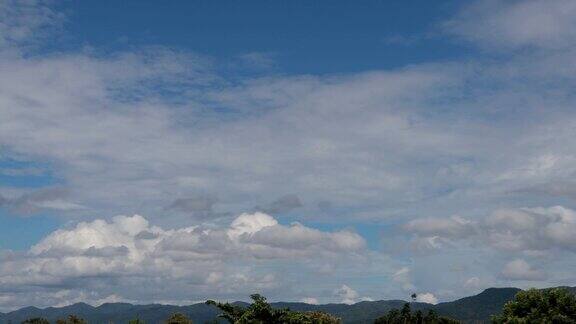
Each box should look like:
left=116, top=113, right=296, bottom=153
left=1, top=286, right=574, bottom=323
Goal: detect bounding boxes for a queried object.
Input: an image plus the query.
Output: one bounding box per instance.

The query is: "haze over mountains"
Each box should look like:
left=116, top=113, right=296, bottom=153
left=2, top=287, right=575, bottom=323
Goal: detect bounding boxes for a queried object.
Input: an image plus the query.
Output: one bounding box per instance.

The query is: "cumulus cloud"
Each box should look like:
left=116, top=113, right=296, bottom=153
left=227, top=212, right=279, bottom=239
left=404, top=206, right=576, bottom=254
left=501, top=259, right=545, bottom=281
left=0, top=212, right=369, bottom=310
left=416, top=292, right=438, bottom=305
left=334, top=285, right=372, bottom=304
left=486, top=206, right=576, bottom=253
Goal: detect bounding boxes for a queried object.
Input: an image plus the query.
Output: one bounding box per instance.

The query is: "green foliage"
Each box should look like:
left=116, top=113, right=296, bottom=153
left=301, top=311, right=341, bottom=323
left=55, top=315, right=87, bottom=324
left=281, top=310, right=341, bottom=323
left=129, top=319, right=146, bottom=324
left=165, top=313, right=193, bottom=324
left=207, top=294, right=340, bottom=323
left=21, top=318, right=50, bottom=324
left=374, top=303, right=460, bottom=324
left=491, top=288, right=576, bottom=323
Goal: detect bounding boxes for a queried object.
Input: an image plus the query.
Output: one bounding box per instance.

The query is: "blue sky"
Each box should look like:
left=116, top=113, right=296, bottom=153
left=59, top=0, right=469, bottom=74
left=2, top=0, right=576, bottom=311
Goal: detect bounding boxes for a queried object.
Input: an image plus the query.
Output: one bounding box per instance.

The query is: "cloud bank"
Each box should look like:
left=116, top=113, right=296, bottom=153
left=2, top=0, right=576, bottom=309
left=0, top=212, right=370, bottom=310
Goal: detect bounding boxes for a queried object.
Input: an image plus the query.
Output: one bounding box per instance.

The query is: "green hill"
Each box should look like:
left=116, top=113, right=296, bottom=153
left=0, top=286, right=572, bottom=323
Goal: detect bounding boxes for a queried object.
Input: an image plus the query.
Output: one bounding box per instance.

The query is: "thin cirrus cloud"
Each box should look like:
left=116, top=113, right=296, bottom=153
left=443, top=0, right=576, bottom=50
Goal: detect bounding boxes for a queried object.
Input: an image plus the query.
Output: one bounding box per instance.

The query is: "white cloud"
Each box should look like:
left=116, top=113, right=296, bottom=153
left=486, top=206, right=576, bottom=253
left=445, top=0, right=576, bottom=50
left=4, top=0, right=576, bottom=309
left=405, top=206, right=576, bottom=254
left=0, top=212, right=371, bottom=310
left=401, top=206, right=576, bottom=292
left=416, top=292, right=438, bottom=305
left=334, top=285, right=372, bottom=304
left=301, top=297, right=319, bottom=305
left=227, top=212, right=278, bottom=239
left=501, top=259, right=545, bottom=281
left=2, top=1, right=576, bottom=231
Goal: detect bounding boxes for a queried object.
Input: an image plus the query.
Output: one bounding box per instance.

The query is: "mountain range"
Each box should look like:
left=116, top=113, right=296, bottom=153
left=1, top=286, right=574, bottom=323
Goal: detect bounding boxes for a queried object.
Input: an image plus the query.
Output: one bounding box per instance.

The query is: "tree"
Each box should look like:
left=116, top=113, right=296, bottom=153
left=21, top=318, right=50, bottom=324
left=207, top=294, right=289, bottom=323
left=129, top=319, right=146, bottom=324
left=422, top=309, right=459, bottom=324
left=281, top=310, right=341, bottom=323
left=491, top=288, right=576, bottom=323
left=165, top=313, right=193, bottom=324
left=301, top=311, right=341, bottom=323
left=55, top=315, right=86, bottom=324
left=414, top=310, right=423, bottom=324
left=401, top=303, right=412, bottom=320
left=207, top=294, right=340, bottom=323
left=374, top=303, right=459, bottom=324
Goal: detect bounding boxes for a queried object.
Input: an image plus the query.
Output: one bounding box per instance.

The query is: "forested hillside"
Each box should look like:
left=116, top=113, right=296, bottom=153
left=3, top=287, right=574, bottom=323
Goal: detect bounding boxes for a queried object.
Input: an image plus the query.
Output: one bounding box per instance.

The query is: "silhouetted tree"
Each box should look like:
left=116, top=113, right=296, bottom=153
left=302, top=311, right=341, bottom=323
left=374, top=303, right=459, bottom=324
left=21, top=318, right=49, bottom=324
left=491, top=288, right=576, bottom=323
left=129, top=319, right=146, bottom=324
left=401, top=303, right=412, bottom=320
left=207, top=293, right=340, bottom=323
left=415, top=310, right=423, bottom=324
left=165, top=313, right=193, bottom=324
left=55, top=315, right=86, bottom=324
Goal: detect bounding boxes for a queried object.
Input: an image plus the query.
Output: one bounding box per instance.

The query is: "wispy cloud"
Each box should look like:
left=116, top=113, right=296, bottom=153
left=2, top=0, right=576, bottom=309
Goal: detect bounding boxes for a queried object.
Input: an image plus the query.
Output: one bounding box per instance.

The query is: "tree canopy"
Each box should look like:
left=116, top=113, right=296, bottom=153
left=164, top=313, right=193, bottom=324
left=128, top=319, right=146, bottom=324
left=21, top=318, right=50, bottom=324
left=206, top=293, right=340, bottom=324
left=55, top=315, right=86, bottom=324
left=491, top=288, right=576, bottom=323
left=374, top=303, right=460, bottom=324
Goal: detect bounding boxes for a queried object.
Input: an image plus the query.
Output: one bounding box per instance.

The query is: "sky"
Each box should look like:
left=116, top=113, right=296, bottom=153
left=1, top=0, right=576, bottom=311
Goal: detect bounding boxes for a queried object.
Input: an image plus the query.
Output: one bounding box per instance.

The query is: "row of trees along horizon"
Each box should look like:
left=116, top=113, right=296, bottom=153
left=17, top=287, right=576, bottom=324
